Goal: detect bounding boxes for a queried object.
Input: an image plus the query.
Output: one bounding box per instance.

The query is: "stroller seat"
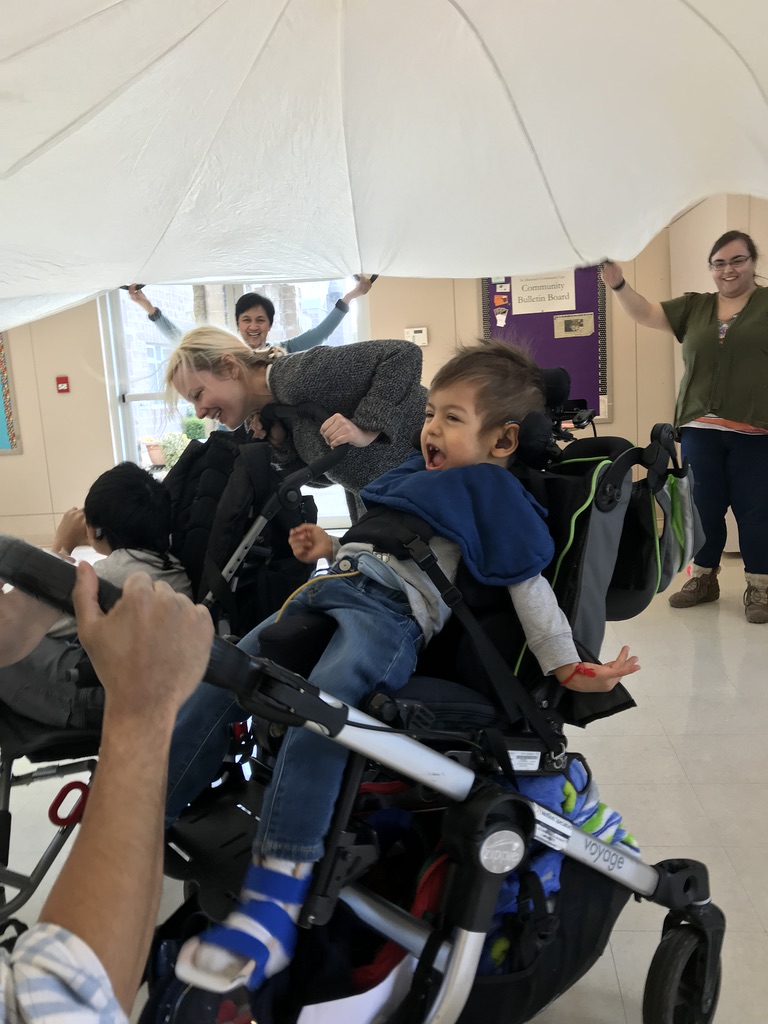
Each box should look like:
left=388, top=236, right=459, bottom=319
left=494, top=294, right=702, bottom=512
left=0, top=706, right=99, bottom=763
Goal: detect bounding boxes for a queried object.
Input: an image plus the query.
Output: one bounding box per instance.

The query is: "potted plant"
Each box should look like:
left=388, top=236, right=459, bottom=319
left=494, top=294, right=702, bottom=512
left=159, top=431, right=191, bottom=468
left=140, top=436, right=166, bottom=466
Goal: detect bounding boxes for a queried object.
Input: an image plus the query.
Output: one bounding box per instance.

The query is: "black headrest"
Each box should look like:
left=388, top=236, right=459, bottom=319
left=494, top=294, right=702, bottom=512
left=517, top=411, right=561, bottom=469
left=541, top=366, right=571, bottom=412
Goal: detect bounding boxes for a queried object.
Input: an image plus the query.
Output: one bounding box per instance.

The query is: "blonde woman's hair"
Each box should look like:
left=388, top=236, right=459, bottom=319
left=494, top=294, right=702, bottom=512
left=164, top=325, right=282, bottom=404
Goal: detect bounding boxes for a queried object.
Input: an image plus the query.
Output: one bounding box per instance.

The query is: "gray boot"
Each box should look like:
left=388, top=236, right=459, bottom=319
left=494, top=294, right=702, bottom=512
left=668, top=565, right=720, bottom=608
left=744, top=573, right=768, bottom=624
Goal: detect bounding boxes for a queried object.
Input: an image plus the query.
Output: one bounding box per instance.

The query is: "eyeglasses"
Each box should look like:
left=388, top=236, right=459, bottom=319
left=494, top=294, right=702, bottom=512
left=709, top=255, right=752, bottom=271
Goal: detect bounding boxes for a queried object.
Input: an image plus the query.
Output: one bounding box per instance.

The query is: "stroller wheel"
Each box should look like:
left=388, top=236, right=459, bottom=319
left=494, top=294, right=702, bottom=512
left=183, top=879, right=200, bottom=903
left=642, top=926, right=721, bottom=1024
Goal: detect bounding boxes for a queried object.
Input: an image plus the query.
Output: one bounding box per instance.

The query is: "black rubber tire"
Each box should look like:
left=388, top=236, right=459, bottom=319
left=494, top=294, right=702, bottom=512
left=642, top=926, right=721, bottom=1024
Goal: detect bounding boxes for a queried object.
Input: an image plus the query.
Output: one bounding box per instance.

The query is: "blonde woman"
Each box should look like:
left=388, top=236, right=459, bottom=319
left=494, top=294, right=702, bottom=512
left=165, top=327, right=427, bottom=521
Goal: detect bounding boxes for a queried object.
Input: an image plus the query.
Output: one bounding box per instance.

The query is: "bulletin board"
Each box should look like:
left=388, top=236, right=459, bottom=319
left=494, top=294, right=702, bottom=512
left=482, top=266, right=609, bottom=420
left=0, top=332, right=22, bottom=454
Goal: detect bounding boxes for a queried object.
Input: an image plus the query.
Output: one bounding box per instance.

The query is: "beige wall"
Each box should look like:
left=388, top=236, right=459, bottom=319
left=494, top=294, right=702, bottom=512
left=606, top=229, right=676, bottom=444
left=0, top=303, right=115, bottom=545
left=367, top=276, right=482, bottom=385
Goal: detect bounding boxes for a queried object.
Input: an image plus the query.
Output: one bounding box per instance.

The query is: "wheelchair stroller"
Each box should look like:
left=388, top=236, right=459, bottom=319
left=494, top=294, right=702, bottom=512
left=0, top=386, right=723, bottom=1024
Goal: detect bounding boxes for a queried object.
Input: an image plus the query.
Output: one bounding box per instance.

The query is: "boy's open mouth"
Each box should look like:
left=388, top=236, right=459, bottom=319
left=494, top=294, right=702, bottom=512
left=426, top=444, right=446, bottom=469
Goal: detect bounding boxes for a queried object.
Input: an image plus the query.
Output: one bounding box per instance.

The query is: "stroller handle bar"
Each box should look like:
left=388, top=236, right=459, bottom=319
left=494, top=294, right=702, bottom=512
left=202, top=403, right=351, bottom=604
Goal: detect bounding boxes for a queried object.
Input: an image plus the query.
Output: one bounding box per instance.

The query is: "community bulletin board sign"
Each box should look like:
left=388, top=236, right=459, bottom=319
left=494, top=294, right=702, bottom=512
left=482, top=266, right=609, bottom=421
left=0, top=332, right=22, bottom=454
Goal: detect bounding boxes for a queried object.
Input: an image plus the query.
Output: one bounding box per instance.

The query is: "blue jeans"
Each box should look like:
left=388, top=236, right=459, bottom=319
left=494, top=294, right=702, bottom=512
left=165, top=574, right=422, bottom=858
left=681, top=427, right=768, bottom=573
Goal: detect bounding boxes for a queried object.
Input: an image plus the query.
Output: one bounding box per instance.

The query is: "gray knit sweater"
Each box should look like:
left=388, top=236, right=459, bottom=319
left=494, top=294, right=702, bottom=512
left=267, top=340, right=427, bottom=503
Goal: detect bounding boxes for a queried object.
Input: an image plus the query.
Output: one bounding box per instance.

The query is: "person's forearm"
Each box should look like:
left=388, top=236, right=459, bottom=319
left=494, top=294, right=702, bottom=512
left=285, top=303, right=346, bottom=352
left=0, top=587, right=59, bottom=665
left=135, top=296, right=157, bottom=316
left=50, top=529, right=77, bottom=559
left=610, top=280, right=671, bottom=332
left=507, top=576, right=578, bottom=676
left=150, top=311, right=183, bottom=343
left=614, top=281, right=653, bottom=322
left=39, top=706, right=176, bottom=1012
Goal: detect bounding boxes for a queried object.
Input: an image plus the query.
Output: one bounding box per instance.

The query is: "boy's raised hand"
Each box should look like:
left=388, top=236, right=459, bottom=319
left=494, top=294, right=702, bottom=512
left=289, top=523, right=334, bottom=564
left=556, top=645, right=640, bottom=693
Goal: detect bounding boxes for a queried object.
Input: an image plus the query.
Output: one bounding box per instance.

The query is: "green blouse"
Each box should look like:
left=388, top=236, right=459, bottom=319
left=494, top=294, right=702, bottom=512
left=661, top=287, right=768, bottom=428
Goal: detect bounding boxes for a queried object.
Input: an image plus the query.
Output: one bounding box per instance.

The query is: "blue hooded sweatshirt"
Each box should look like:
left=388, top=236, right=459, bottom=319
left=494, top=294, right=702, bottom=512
left=360, top=454, right=554, bottom=587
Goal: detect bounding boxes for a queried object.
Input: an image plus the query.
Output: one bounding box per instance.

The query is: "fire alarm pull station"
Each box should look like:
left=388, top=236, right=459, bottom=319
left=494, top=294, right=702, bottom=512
left=56, top=377, right=70, bottom=393
left=404, top=327, right=428, bottom=347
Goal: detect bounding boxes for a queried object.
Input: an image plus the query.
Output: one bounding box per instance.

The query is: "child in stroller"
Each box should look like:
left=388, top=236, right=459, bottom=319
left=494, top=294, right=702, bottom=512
left=174, top=342, right=640, bottom=994
left=0, top=462, right=192, bottom=729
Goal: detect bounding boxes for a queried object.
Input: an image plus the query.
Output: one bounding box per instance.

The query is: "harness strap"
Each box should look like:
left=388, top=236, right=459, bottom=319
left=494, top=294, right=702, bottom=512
left=393, top=528, right=565, bottom=755
left=344, top=505, right=564, bottom=754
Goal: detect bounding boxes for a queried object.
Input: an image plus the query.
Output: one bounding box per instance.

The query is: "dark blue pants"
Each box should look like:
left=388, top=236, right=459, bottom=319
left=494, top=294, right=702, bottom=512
left=681, top=427, right=768, bottom=573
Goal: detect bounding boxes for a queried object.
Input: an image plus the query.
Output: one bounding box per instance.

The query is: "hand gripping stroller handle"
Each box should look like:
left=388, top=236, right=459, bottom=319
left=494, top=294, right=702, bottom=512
left=0, top=535, right=259, bottom=700
left=259, top=401, right=351, bottom=476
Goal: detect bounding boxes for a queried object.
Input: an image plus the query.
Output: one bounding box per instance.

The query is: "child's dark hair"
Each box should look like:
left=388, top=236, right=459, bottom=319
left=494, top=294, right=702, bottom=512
left=84, top=462, right=172, bottom=557
left=430, top=341, right=545, bottom=431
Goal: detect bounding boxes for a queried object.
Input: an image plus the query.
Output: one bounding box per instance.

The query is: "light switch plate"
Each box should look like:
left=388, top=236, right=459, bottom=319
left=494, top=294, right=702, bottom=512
left=404, top=327, right=429, bottom=346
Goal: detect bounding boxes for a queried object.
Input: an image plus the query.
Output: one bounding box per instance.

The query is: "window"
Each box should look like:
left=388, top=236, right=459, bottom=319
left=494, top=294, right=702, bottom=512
left=102, top=278, right=362, bottom=527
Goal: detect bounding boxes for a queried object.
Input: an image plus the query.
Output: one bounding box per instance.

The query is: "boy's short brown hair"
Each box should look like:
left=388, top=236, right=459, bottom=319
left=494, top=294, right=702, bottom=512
left=430, top=341, right=545, bottom=431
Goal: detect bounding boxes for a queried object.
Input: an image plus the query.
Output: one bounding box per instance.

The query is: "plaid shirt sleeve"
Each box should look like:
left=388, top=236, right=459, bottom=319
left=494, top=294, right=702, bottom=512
left=1, top=924, right=127, bottom=1023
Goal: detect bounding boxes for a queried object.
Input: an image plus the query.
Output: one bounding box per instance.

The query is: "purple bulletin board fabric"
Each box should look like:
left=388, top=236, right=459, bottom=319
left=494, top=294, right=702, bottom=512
left=481, top=267, right=608, bottom=418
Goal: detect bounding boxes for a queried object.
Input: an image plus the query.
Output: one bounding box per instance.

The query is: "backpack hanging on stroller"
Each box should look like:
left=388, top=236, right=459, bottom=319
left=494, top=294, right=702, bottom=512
left=164, top=429, right=319, bottom=638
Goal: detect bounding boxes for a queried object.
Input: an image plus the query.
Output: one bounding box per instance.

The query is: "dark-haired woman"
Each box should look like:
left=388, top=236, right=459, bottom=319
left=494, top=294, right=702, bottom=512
left=128, top=277, right=373, bottom=352
left=602, top=230, right=768, bottom=622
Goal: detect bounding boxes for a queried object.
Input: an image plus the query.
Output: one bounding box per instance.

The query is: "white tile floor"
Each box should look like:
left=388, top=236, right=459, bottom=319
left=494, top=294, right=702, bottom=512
left=5, top=554, right=766, bottom=1021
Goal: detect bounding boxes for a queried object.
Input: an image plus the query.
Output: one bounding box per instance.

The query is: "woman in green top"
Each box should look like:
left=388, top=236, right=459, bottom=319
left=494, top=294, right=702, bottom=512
left=601, top=231, right=768, bottom=623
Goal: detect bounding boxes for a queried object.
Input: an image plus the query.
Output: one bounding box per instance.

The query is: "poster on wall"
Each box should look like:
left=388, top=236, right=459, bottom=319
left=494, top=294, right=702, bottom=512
left=482, top=266, right=609, bottom=421
left=0, top=332, right=22, bottom=454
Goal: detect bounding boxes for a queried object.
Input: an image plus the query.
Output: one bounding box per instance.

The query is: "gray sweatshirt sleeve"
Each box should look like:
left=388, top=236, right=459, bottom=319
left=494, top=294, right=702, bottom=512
left=508, top=575, right=578, bottom=676
left=148, top=310, right=183, bottom=343
left=284, top=301, right=348, bottom=353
